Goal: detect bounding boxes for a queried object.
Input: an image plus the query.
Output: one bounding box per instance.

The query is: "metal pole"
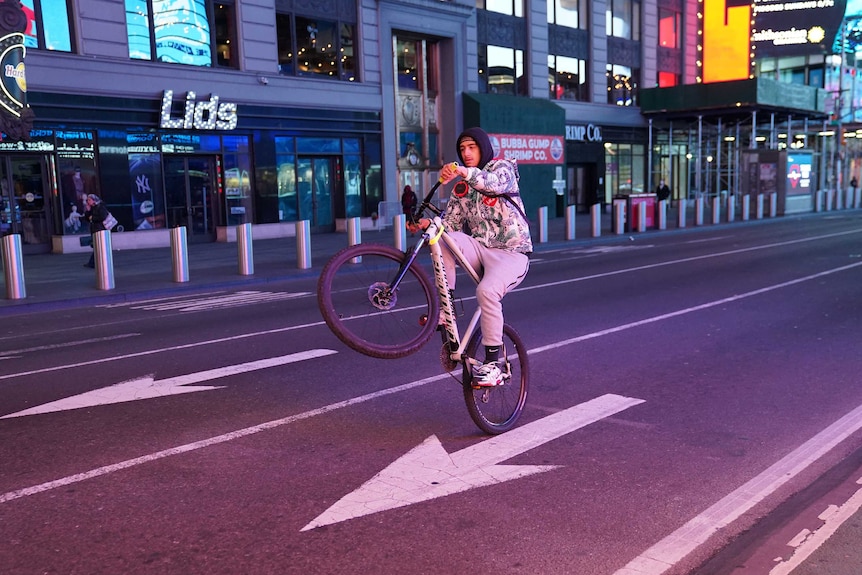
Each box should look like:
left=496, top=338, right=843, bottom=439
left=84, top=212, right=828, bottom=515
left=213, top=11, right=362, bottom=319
left=657, top=200, right=667, bottom=230
left=170, top=226, right=189, bottom=283
left=1, top=233, right=25, bottom=299
left=393, top=213, right=407, bottom=251
left=237, top=222, right=253, bottom=276
left=712, top=196, right=720, bottom=224
left=296, top=220, right=311, bottom=269
left=537, top=206, right=548, bottom=243
left=590, top=203, right=601, bottom=237
left=742, top=195, right=750, bottom=220
left=93, top=229, right=114, bottom=290
left=565, top=204, right=576, bottom=240
left=348, top=216, right=362, bottom=263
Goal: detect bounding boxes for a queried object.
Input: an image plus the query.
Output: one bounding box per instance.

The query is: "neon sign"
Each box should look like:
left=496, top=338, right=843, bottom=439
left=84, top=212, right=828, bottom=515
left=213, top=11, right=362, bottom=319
left=159, top=90, right=237, bottom=131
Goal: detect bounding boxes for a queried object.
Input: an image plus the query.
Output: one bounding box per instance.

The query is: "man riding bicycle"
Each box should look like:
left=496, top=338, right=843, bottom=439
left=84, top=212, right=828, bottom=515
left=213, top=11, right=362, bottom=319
left=410, top=127, right=532, bottom=386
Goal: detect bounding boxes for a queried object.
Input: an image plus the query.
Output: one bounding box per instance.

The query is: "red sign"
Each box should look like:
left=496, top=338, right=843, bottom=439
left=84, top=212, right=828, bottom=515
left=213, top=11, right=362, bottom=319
left=488, top=133, right=565, bottom=165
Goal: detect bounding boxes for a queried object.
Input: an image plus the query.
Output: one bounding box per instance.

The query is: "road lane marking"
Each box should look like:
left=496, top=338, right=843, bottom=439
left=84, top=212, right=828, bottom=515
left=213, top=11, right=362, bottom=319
left=615, top=404, right=862, bottom=575
left=0, top=333, right=139, bottom=360
left=530, top=260, right=862, bottom=354
left=0, top=350, right=336, bottom=419
left=0, top=371, right=451, bottom=504
left=769, top=477, right=862, bottom=575
left=302, top=393, right=645, bottom=531
left=5, top=255, right=862, bottom=384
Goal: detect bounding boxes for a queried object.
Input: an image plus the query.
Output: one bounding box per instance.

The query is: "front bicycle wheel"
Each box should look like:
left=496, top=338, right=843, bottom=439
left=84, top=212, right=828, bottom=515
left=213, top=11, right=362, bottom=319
left=463, top=324, right=529, bottom=434
left=318, top=243, right=439, bottom=359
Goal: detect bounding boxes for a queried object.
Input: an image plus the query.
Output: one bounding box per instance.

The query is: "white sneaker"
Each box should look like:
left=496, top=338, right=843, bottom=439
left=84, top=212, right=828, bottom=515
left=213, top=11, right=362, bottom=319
left=471, top=360, right=504, bottom=387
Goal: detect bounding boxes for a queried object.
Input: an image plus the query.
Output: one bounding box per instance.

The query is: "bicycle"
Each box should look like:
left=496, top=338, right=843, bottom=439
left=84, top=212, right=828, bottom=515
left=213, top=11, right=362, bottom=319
left=317, top=181, right=529, bottom=434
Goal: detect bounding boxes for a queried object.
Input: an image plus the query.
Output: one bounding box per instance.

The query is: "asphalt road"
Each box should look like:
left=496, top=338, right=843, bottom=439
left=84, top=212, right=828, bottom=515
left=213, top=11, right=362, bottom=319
left=2, top=215, right=862, bottom=575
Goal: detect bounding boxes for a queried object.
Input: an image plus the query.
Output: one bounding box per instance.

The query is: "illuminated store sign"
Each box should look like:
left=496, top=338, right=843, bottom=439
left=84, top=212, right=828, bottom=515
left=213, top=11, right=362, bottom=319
left=752, top=0, right=846, bottom=57
left=566, top=124, right=603, bottom=143
left=489, top=133, right=565, bottom=164
left=159, top=90, right=237, bottom=131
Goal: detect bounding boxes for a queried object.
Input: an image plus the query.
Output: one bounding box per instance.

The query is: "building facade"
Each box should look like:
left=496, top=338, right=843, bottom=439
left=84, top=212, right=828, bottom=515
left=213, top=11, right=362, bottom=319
left=0, top=0, right=834, bottom=254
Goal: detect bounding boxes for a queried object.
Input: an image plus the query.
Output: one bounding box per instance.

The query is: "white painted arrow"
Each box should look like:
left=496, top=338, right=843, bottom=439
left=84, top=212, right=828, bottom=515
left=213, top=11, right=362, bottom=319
left=302, top=393, right=645, bottom=531
left=1, top=349, right=337, bottom=419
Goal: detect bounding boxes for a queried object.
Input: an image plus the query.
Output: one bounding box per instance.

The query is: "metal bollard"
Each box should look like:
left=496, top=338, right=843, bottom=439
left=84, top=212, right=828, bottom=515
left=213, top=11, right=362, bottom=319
left=393, top=213, right=407, bottom=251
left=237, top=222, right=253, bottom=276
left=695, top=198, right=704, bottom=226
left=814, top=190, right=823, bottom=212
left=295, top=219, right=311, bottom=270
left=769, top=192, right=777, bottom=218
left=756, top=194, right=764, bottom=219
left=93, top=229, right=114, bottom=290
left=170, top=226, right=189, bottom=283
left=1, top=233, right=26, bottom=299
left=742, top=195, right=750, bottom=221
left=657, top=200, right=667, bottom=230
left=637, top=202, right=646, bottom=232
left=856, top=188, right=862, bottom=209
left=590, top=203, right=601, bottom=238
left=613, top=199, right=625, bottom=234
left=565, top=204, right=576, bottom=241
left=727, top=195, right=735, bottom=223
left=537, top=206, right=548, bottom=243
left=347, top=216, right=361, bottom=263
left=712, top=196, right=721, bottom=225
left=827, top=190, right=834, bottom=211
left=677, top=200, right=686, bottom=228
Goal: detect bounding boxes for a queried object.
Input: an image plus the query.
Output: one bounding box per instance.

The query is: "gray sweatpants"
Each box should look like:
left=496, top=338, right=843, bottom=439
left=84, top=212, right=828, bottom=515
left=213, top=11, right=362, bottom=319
left=442, top=231, right=530, bottom=347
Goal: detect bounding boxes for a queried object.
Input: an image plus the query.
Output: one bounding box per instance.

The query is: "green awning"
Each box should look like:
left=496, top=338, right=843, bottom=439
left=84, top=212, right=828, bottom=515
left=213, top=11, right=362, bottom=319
left=463, top=93, right=565, bottom=134
left=639, top=77, right=828, bottom=121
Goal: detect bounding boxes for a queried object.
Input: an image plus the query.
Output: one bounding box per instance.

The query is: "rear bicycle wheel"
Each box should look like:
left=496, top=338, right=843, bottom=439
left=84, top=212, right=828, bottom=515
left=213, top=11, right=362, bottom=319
left=317, top=243, right=439, bottom=359
left=463, top=324, right=529, bottom=434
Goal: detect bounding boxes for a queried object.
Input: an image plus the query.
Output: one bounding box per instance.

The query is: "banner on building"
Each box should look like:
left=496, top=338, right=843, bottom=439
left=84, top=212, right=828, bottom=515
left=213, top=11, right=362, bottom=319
left=488, top=133, right=565, bottom=164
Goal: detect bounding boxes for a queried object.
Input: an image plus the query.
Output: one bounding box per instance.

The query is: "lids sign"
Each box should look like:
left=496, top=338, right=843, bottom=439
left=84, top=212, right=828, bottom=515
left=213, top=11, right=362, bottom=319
left=489, top=133, right=564, bottom=164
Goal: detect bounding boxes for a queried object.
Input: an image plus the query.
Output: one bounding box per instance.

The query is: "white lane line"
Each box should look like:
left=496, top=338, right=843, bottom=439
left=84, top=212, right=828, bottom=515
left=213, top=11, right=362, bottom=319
left=0, top=333, right=140, bottom=358
left=518, top=228, right=862, bottom=293
left=0, top=372, right=449, bottom=504
left=615, top=406, right=862, bottom=575
left=3, top=261, right=862, bottom=508
left=531, top=261, right=862, bottom=354
left=769, top=478, right=862, bottom=575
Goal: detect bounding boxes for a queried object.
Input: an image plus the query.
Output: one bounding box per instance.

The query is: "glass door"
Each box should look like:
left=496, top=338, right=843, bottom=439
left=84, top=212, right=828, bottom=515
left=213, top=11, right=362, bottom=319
left=164, top=156, right=218, bottom=241
left=297, top=157, right=336, bottom=231
left=1, top=156, right=52, bottom=252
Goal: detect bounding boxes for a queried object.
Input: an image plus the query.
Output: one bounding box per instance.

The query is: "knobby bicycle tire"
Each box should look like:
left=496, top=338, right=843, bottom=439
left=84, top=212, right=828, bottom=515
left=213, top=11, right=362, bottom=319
left=463, top=324, right=529, bottom=434
left=317, top=243, right=439, bottom=359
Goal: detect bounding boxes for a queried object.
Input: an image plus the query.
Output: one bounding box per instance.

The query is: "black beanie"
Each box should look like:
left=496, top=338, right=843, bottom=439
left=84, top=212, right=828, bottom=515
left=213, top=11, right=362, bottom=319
left=457, top=127, right=494, bottom=169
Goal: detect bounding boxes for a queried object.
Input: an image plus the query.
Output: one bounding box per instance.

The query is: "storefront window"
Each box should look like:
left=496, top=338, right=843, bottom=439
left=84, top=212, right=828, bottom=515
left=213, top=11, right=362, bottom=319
left=604, top=142, right=645, bottom=200
left=477, top=0, right=524, bottom=18
left=57, top=130, right=97, bottom=232
left=275, top=137, right=297, bottom=222
left=607, top=64, right=639, bottom=106
left=127, top=132, right=166, bottom=230
left=126, top=0, right=237, bottom=68
left=277, top=13, right=357, bottom=81
left=479, top=45, right=526, bottom=96
left=606, top=0, right=640, bottom=41
left=549, top=55, right=588, bottom=101
left=344, top=155, right=361, bottom=218
left=21, top=0, right=73, bottom=52
left=223, top=135, right=252, bottom=225
left=547, top=0, right=587, bottom=29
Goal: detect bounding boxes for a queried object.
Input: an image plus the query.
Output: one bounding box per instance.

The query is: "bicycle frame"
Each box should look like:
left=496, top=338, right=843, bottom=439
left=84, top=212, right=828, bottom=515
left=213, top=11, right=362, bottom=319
left=389, top=215, right=481, bottom=365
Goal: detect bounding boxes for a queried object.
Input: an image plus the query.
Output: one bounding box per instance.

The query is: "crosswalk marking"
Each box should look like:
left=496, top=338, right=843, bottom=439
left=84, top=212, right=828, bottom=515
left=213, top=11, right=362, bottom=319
left=101, top=290, right=310, bottom=312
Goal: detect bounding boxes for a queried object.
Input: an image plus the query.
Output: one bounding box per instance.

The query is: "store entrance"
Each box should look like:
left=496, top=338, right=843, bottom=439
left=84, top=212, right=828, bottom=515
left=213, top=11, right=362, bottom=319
left=0, top=155, right=52, bottom=253
left=164, top=156, right=218, bottom=242
left=297, top=156, right=337, bottom=231
left=568, top=163, right=598, bottom=212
